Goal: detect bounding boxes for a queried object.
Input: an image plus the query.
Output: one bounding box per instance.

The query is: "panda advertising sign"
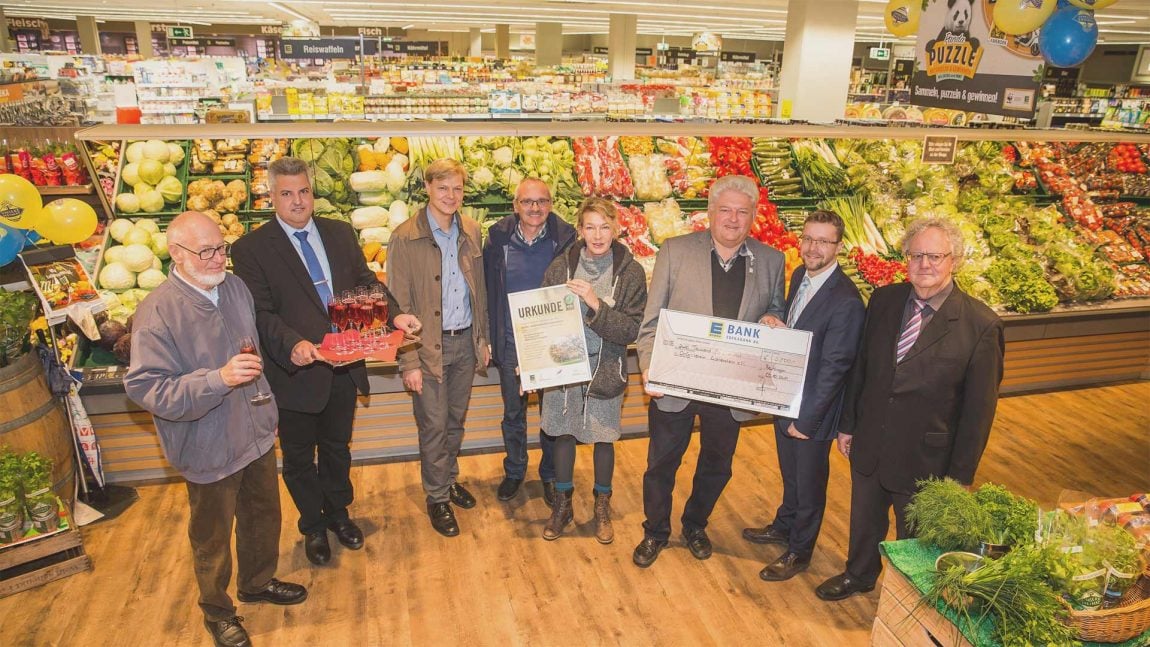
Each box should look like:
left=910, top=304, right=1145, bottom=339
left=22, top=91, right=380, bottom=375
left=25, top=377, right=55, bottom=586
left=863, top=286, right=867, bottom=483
left=911, top=0, right=1044, bottom=117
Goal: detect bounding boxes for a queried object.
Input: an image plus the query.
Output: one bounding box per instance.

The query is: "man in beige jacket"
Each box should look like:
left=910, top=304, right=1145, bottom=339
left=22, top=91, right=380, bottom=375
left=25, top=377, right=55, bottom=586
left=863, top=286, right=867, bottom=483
left=386, top=158, right=490, bottom=537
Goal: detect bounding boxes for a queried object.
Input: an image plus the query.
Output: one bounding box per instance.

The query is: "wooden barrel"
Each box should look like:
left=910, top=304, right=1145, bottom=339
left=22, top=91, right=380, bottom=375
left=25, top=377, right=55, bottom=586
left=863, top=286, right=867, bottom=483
left=0, top=351, right=75, bottom=511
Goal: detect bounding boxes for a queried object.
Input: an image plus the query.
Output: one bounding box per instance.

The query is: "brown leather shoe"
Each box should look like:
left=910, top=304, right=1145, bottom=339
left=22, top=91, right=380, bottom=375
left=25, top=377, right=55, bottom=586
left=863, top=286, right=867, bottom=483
left=593, top=491, right=614, bottom=544
left=204, top=616, right=250, bottom=647
left=759, top=552, right=811, bottom=582
left=742, top=524, right=789, bottom=546
left=815, top=572, right=875, bottom=601
left=542, top=490, right=573, bottom=540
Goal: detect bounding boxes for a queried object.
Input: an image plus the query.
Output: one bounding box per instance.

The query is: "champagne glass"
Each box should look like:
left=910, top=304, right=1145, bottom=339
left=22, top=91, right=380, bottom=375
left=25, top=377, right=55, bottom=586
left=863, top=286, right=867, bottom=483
left=371, top=285, right=390, bottom=348
left=328, top=295, right=348, bottom=352
left=239, top=336, right=272, bottom=404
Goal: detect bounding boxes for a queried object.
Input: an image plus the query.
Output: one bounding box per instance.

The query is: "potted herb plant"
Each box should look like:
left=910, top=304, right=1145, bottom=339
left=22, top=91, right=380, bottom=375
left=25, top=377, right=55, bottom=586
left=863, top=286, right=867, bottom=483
left=20, top=451, right=57, bottom=533
left=0, top=447, right=24, bottom=544
left=0, top=287, right=39, bottom=368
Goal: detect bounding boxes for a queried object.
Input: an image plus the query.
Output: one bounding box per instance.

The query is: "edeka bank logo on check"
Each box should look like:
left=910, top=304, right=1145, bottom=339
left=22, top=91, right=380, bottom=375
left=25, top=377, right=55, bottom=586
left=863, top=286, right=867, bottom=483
left=710, top=321, right=761, bottom=342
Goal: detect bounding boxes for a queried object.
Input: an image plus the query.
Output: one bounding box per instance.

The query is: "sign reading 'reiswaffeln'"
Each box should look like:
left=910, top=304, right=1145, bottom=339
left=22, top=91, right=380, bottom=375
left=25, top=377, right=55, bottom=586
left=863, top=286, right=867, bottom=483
left=911, top=0, right=1042, bottom=118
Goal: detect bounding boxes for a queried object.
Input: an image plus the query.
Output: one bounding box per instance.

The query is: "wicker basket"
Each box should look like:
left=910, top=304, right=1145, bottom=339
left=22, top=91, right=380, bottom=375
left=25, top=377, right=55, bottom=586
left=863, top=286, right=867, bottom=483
left=1061, top=564, right=1150, bottom=643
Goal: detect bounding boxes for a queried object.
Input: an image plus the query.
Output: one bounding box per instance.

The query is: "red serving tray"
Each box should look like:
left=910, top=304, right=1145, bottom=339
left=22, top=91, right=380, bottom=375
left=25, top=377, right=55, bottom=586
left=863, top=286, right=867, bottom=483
left=317, top=329, right=405, bottom=364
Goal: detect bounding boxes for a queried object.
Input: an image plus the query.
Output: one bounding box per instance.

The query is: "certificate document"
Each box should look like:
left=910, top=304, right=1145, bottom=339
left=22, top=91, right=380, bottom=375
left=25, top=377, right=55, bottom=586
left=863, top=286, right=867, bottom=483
left=647, top=309, right=813, bottom=416
left=508, top=285, right=593, bottom=390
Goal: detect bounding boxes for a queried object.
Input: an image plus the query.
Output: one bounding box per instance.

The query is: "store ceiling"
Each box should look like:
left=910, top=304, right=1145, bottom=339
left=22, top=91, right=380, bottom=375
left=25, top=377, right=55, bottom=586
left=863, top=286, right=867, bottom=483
left=7, top=0, right=1150, bottom=44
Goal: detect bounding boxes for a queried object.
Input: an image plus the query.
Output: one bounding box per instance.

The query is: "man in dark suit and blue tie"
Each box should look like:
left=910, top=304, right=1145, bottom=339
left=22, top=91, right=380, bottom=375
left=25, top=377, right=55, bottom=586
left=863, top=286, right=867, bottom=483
left=743, top=210, right=865, bottom=582
left=816, top=217, right=1004, bottom=601
left=233, top=157, right=421, bottom=567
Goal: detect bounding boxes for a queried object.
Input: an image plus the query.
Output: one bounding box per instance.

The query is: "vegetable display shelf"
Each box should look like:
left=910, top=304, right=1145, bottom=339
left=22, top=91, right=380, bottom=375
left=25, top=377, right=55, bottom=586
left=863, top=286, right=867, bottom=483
left=69, top=123, right=1150, bottom=484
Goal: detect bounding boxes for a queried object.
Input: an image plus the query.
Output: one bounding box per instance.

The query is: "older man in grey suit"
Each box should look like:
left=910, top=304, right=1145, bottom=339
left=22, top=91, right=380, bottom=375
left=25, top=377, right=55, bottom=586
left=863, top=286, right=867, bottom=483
left=633, top=175, right=787, bottom=567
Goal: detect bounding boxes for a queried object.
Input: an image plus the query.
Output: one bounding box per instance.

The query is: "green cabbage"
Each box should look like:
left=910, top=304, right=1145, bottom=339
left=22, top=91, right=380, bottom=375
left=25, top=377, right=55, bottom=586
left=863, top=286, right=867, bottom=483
left=98, top=262, right=136, bottom=291
left=121, top=243, right=156, bottom=273
left=157, top=176, right=183, bottom=204
left=137, top=269, right=167, bottom=289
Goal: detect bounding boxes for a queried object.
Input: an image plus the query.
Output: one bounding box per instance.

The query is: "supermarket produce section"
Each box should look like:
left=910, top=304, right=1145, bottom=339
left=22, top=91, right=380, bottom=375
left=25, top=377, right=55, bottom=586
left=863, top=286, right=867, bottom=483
left=69, top=123, right=1150, bottom=482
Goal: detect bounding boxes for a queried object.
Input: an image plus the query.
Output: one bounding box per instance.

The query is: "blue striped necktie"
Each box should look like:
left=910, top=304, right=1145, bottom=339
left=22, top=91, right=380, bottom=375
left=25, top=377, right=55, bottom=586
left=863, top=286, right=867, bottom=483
left=896, top=300, right=930, bottom=363
left=294, top=230, right=334, bottom=307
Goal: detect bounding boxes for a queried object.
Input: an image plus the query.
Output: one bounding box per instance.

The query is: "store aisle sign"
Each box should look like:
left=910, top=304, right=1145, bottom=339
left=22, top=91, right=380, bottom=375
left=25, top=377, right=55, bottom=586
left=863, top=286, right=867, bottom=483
left=280, top=38, right=378, bottom=59
left=911, top=0, right=1042, bottom=117
left=921, top=135, right=958, bottom=164
left=720, top=51, right=756, bottom=63
left=170, top=38, right=236, bottom=48
left=6, top=18, right=49, bottom=38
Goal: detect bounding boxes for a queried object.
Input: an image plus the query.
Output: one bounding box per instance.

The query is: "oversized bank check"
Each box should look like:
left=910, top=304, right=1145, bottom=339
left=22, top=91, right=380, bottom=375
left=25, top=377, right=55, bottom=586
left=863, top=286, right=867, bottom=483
left=647, top=309, right=813, bottom=416
left=508, top=285, right=592, bottom=391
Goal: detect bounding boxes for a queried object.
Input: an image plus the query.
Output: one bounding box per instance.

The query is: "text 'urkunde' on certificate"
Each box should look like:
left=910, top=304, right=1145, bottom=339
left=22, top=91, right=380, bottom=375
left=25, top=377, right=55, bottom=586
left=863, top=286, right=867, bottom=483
left=508, top=285, right=593, bottom=391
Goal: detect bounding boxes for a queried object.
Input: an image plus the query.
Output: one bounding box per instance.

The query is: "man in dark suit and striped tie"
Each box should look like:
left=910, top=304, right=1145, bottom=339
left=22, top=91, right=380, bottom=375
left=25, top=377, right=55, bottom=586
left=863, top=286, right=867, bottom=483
left=233, top=157, right=420, bottom=567
left=815, top=217, right=1005, bottom=601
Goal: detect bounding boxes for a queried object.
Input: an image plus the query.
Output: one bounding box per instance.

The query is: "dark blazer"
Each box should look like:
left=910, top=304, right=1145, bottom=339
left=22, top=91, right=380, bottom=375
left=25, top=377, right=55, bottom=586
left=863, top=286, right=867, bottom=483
left=840, top=281, right=1005, bottom=494
left=231, top=216, right=396, bottom=414
left=779, top=265, right=865, bottom=442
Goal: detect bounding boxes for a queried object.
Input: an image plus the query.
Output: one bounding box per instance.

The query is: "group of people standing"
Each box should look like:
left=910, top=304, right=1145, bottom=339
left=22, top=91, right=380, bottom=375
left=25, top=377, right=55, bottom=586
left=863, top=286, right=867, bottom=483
left=124, top=155, right=1005, bottom=647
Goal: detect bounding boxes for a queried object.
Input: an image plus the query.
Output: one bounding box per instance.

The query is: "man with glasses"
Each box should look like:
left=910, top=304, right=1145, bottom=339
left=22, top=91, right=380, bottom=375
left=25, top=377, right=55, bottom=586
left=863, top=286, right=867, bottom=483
left=816, top=217, right=1005, bottom=602
left=387, top=158, right=490, bottom=537
left=126, top=211, right=307, bottom=647
left=482, top=178, right=576, bottom=505
left=233, top=157, right=418, bottom=568
left=743, top=210, right=865, bottom=582
left=633, top=174, right=786, bottom=568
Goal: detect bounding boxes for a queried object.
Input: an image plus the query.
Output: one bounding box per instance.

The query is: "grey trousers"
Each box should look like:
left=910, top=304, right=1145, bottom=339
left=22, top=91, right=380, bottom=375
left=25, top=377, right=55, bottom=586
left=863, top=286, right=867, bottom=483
left=412, top=332, right=477, bottom=504
left=185, top=448, right=280, bottom=622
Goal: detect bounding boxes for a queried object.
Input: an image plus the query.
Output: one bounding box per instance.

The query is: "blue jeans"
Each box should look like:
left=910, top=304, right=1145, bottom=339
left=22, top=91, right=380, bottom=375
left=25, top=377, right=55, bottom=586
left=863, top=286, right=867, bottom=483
left=498, top=362, right=555, bottom=481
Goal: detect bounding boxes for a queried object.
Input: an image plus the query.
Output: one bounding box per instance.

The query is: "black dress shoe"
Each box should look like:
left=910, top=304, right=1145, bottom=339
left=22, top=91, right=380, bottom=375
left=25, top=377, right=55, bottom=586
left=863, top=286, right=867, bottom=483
left=328, top=518, right=364, bottom=550
left=632, top=537, right=669, bottom=568
left=448, top=483, right=477, bottom=509
left=238, top=578, right=309, bottom=605
left=497, top=477, right=523, bottom=501
left=304, top=530, right=331, bottom=566
left=815, top=572, right=875, bottom=601
left=204, top=616, right=250, bottom=647
left=683, top=527, right=713, bottom=560
left=542, top=480, right=557, bottom=508
left=742, top=524, right=789, bottom=546
left=759, top=552, right=811, bottom=582
left=428, top=502, right=460, bottom=537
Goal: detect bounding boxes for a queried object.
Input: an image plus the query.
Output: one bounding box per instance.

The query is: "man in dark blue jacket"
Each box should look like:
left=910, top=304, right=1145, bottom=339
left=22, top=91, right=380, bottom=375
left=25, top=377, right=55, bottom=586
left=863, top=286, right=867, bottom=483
left=482, top=178, right=576, bottom=504
left=743, top=210, right=865, bottom=582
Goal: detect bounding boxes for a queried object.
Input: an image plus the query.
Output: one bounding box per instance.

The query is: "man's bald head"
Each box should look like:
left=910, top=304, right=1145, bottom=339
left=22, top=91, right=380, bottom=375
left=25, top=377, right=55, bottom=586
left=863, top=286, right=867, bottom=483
left=167, top=211, right=228, bottom=290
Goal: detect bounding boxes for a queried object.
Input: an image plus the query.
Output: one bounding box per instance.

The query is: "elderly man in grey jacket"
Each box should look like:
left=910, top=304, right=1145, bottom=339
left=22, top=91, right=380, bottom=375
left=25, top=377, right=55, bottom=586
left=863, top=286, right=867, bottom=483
left=125, top=211, right=307, bottom=647
left=633, top=175, right=786, bottom=568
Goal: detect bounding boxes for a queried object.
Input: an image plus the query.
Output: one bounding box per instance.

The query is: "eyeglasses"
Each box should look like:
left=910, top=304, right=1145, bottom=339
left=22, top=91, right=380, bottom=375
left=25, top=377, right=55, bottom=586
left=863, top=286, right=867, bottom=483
left=517, top=198, right=552, bottom=208
left=173, top=242, right=231, bottom=261
left=906, top=252, right=952, bottom=266
left=798, top=235, right=841, bottom=248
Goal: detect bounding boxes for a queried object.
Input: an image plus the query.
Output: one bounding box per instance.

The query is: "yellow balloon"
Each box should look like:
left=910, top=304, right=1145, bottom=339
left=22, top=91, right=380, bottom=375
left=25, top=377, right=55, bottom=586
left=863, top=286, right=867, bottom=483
left=994, top=0, right=1058, bottom=36
left=35, top=198, right=99, bottom=245
left=0, top=173, right=43, bottom=230
left=885, top=0, right=922, bottom=37
left=1066, top=0, right=1118, bottom=9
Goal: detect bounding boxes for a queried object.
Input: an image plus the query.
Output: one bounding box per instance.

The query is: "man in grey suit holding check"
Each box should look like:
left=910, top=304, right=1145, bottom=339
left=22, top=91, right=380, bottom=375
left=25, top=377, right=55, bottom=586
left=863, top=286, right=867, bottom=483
left=633, top=175, right=786, bottom=568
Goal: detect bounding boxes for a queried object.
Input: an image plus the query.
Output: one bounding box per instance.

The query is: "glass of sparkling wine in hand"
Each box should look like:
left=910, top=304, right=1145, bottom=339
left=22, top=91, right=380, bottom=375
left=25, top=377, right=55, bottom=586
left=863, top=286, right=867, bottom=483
left=239, top=336, right=272, bottom=404
left=371, top=285, right=389, bottom=348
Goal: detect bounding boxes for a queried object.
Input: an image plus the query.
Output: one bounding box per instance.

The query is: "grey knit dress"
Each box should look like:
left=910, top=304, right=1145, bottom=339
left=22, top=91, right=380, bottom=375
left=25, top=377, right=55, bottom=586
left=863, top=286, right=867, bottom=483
left=541, top=250, right=622, bottom=443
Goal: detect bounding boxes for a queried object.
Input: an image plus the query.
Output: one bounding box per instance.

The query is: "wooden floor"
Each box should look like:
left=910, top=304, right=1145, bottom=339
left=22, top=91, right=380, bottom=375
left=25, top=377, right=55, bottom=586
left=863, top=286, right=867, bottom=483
left=2, top=382, right=1149, bottom=647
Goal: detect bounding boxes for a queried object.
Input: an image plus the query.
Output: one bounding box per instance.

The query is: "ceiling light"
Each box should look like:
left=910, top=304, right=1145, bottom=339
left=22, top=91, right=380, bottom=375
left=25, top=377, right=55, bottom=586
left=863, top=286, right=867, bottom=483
left=267, top=1, right=311, bottom=22
left=402, top=24, right=415, bottom=29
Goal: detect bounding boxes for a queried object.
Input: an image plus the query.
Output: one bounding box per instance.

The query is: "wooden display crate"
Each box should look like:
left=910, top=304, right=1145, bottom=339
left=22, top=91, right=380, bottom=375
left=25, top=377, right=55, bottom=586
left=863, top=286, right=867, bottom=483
left=871, top=556, right=973, bottom=647
left=0, top=525, right=92, bottom=598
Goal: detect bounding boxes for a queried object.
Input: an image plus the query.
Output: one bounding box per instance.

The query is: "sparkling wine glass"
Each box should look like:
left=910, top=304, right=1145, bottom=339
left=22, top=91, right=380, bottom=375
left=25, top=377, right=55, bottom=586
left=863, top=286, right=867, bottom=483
left=239, top=336, right=272, bottom=404
left=371, top=285, right=390, bottom=348
left=328, top=295, right=349, bottom=352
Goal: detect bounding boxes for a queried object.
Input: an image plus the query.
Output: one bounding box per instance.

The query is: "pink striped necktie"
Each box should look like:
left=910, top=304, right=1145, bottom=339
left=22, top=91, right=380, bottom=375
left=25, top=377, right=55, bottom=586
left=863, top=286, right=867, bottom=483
left=896, top=300, right=929, bottom=363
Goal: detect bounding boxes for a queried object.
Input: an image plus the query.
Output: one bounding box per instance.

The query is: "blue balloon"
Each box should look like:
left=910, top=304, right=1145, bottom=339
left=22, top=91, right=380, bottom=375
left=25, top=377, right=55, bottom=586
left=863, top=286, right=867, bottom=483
left=0, top=223, right=26, bottom=266
left=1039, top=6, right=1098, bottom=68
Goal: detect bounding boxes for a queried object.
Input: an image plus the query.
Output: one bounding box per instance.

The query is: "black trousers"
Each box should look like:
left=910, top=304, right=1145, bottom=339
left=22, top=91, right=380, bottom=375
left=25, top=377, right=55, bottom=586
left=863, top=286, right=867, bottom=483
left=770, top=420, right=833, bottom=560
left=277, top=371, right=358, bottom=535
left=844, top=466, right=913, bottom=585
left=642, top=400, right=741, bottom=542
